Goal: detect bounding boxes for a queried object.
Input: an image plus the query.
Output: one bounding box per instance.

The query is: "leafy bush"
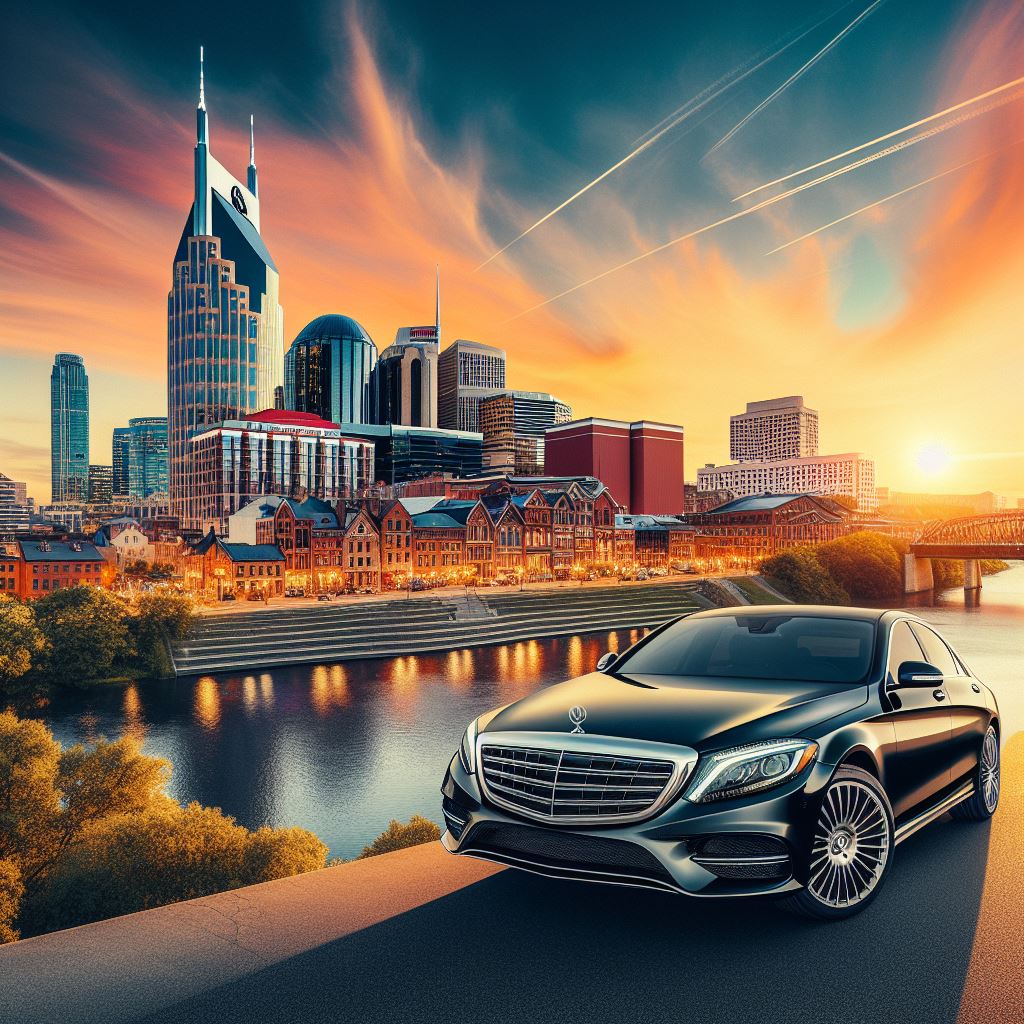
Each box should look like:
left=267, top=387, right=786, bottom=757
left=129, top=591, right=195, bottom=678
left=0, top=596, right=45, bottom=693
left=0, top=860, right=22, bottom=944
left=760, top=548, right=849, bottom=605
left=357, top=815, right=441, bottom=859
left=814, top=532, right=907, bottom=600
left=0, top=710, right=328, bottom=940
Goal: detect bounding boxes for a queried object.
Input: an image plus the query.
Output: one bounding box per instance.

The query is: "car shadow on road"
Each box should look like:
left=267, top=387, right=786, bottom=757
left=143, top=814, right=992, bottom=1024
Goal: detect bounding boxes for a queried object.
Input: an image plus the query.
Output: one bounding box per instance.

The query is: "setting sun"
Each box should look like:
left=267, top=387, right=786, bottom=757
left=916, top=443, right=953, bottom=476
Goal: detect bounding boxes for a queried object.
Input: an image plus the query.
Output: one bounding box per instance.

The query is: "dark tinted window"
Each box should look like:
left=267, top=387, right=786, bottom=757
left=909, top=623, right=959, bottom=676
left=887, top=621, right=925, bottom=678
left=617, top=615, right=876, bottom=684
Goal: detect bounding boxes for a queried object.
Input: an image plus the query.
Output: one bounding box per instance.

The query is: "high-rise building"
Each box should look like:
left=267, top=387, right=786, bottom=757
left=0, top=473, right=27, bottom=507
left=374, top=269, right=440, bottom=428
left=697, top=453, right=877, bottom=511
left=111, top=427, right=132, bottom=498
left=730, top=396, right=818, bottom=463
left=545, top=419, right=685, bottom=514
left=438, top=339, right=506, bottom=432
left=338, top=423, right=483, bottom=485
left=478, top=391, right=572, bottom=475
left=184, top=409, right=376, bottom=532
left=127, top=417, right=169, bottom=498
left=285, top=315, right=377, bottom=425
left=168, top=50, right=284, bottom=524
left=0, top=473, right=31, bottom=535
left=50, top=353, right=89, bottom=503
left=88, top=465, right=113, bottom=505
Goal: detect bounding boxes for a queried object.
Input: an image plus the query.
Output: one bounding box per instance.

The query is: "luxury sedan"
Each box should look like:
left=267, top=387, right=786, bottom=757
left=440, top=606, right=1001, bottom=919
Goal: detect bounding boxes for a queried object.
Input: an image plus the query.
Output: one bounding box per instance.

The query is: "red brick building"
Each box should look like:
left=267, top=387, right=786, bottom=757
left=545, top=419, right=684, bottom=515
left=0, top=539, right=105, bottom=599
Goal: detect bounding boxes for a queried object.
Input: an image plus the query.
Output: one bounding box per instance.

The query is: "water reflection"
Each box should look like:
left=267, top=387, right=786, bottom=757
left=29, top=567, right=1024, bottom=860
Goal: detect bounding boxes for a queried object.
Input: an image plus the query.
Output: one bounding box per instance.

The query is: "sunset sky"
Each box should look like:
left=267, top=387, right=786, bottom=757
left=1, top=0, right=1022, bottom=503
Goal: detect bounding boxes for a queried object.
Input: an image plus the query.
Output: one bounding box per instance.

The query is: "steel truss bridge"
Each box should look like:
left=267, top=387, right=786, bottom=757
left=910, top=511, right=1024, bottom=561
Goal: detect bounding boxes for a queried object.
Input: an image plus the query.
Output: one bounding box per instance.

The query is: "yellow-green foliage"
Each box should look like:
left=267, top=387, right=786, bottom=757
left=357, top=815, right=441, bottom=859
left=0, top=710, right=327, bottom=941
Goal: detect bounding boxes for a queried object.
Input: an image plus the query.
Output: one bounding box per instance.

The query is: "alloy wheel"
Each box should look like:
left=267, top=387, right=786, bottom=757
left=807, top=780, right=891, bottom=910
left=981, top=728, right=1000, bottom=813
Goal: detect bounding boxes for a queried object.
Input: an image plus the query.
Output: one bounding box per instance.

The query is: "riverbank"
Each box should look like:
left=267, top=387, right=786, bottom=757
left=170, top=578, right=715, bottom=676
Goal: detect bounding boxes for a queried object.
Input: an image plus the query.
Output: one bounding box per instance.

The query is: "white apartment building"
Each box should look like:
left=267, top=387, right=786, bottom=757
left=730, top=396, right=819, bottom=463
left=697, top=453, right=877, bottom=511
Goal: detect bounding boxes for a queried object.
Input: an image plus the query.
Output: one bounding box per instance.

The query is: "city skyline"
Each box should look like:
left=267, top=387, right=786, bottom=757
left=2, top=1, right=1023, bottom=501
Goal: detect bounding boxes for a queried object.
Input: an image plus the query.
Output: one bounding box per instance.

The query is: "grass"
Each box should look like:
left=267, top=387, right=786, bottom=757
left=727, top=577, right=788, bottom=605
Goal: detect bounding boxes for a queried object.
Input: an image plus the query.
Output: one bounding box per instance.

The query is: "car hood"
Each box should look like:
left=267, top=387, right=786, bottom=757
left=481, top=671, right=868, bottom=751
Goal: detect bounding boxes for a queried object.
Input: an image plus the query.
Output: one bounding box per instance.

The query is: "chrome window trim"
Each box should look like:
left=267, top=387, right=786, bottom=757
left=476, top=730, right=698, bottom=826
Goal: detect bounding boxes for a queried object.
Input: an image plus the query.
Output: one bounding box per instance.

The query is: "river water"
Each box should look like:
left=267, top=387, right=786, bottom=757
left=32, top=567, right=1024, bottom=860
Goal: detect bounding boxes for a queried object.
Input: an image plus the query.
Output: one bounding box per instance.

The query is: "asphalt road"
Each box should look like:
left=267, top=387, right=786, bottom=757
left=131, top=739, right=1022, bottom=1024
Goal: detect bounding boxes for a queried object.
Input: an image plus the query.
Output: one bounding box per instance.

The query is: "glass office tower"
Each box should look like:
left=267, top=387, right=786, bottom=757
left=168, top=50, right=283, bottom=527
left=128, top=416, right=169, bottom=498
left=285, top=315, right=377, bottom=425
left=50, top=353, right=90, bottom=503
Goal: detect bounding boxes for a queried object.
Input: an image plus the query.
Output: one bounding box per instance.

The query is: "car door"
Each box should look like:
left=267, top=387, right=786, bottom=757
left=909, top=622, right=986, bottom=786
left=884, top=619, right=953, bottom=818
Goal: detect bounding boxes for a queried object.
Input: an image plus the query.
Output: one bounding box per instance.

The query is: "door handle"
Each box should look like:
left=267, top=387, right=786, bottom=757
left=933, top=689, right=947, bottom=701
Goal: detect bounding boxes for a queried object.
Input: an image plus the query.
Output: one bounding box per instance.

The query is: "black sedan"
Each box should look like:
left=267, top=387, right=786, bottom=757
left=441, top=606, right=1001, bottom=919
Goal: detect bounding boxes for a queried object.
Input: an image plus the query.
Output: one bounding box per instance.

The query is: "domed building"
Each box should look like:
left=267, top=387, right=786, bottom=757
left=284, top=315, right=378, bottom=425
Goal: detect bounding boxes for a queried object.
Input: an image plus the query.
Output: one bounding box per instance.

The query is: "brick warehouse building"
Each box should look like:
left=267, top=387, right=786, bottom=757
left=545, top=419, right=684, bottom=515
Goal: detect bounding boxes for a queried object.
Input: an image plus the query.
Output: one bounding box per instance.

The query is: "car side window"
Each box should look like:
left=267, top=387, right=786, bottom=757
left=887, top=621, right=925, bottom=680
left=909, top=623, right=960, bottom=677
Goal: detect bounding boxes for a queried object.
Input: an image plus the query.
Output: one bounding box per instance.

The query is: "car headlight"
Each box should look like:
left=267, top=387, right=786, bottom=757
left=686, top=739, right=818, bottom=803
left=458, top=718, right=479, bottom=774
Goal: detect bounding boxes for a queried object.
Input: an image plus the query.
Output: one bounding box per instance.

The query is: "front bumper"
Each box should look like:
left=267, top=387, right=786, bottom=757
left=441, top=750, right=833, bottom=898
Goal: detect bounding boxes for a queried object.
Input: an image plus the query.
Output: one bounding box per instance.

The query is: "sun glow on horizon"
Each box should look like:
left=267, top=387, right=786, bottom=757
left=915, top=443, right=953, bottom=477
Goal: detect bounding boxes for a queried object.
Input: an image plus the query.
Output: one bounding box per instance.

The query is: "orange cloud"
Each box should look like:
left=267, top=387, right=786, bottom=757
left=0, top=1, right=1022, bottom=503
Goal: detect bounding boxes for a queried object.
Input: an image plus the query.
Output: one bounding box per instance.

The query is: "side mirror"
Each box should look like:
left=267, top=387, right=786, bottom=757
left=596, top=652, right=617, bottom=673
left=896, top=660, right=944, bottom=687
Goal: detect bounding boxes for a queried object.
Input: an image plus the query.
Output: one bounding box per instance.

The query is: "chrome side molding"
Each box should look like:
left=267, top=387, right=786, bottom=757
left=894, top=780, right=975, bottom=845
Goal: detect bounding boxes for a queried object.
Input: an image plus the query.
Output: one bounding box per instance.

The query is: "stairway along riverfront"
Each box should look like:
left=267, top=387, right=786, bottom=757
left=169, top=580, right=710, bottom=676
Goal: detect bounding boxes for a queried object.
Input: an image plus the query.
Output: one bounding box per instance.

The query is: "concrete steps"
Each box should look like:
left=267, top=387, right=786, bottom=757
left=171, top=582, right=705, bottom=676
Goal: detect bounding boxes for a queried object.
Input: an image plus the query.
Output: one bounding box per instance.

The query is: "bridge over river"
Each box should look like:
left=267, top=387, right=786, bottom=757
left=906, top=511, right=1024, bottom=593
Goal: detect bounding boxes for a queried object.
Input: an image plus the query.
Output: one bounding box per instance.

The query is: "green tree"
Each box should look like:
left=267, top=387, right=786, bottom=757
left=760, top=548, right=849, bottom=605
left=147, top=562, right=175, bottom=581
left=815, top=532, right=906, bottom=600
left=357, top=815, right=441, bottom=859
left=0, top=596, right=45, bottom=692
left=0, top=710, right=328, bottom=941
left=129, top=591, right=196, bottom=678
left=33, top=586, right=133, bottom=685
left=123, top=559, right=150, bottom=577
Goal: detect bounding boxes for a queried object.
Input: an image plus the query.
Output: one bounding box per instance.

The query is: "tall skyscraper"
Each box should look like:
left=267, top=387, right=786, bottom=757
left=111, top=427, right=132, bottom=498
left=374, top=269, right=440, bottom=428
left=50, top=353, right=89, bottom=503
left=438, top=339, right=506, bottom=432
left=285, top=314, right=377, bottom=425
left=167, top=49, right=284, bottom=523
left=478, top=390, right=572, bottom=475
left=127, top=416, right=169, bottom=498
left=729, top=396, right=818, bottom=463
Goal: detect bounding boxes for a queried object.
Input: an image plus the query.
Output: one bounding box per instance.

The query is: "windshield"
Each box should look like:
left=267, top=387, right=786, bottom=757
left=616, top=614, right=875, bottom=685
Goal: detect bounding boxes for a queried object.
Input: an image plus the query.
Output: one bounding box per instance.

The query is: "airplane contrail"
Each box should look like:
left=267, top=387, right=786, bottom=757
left=765, top=163, right=972, bottom=254
left=475, top=7, right=847, bottom=271
left=707, top=0, right=885, bottom=157
left=502, top=104, right=1024, bottom=322
left=734, top=72, right=1024, bottom=201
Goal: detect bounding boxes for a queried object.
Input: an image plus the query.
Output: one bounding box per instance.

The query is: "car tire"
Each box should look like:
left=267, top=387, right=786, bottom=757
left=781, top=765, right=894, bottom=921
left=951, top=725, right=1000, bottom=822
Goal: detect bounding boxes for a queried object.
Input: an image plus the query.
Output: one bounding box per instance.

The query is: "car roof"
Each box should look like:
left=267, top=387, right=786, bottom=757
left=688, top=604, right=889, bottom=623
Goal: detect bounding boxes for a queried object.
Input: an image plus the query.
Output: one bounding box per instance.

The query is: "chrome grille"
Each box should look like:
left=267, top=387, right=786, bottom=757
left=480, top=742, right=679, bottom=824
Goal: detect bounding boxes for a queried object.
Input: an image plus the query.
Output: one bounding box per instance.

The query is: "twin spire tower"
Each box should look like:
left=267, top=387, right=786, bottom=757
left=168, top=47, right=284, bottom=526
